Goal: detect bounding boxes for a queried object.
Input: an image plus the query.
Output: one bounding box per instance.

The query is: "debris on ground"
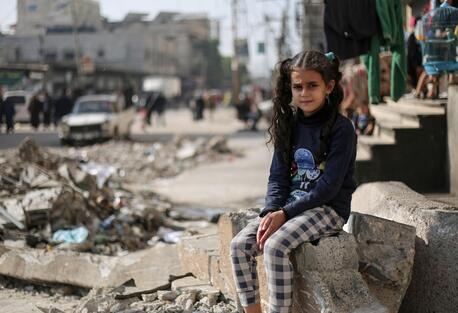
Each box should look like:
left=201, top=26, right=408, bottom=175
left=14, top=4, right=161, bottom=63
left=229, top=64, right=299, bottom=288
left=0, top=137, right=237, bottom=255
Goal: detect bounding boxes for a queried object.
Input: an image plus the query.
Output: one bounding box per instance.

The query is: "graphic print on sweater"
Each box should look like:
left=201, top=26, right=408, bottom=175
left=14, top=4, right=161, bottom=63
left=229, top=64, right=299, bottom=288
left=286, top=148, right=324, bottom=204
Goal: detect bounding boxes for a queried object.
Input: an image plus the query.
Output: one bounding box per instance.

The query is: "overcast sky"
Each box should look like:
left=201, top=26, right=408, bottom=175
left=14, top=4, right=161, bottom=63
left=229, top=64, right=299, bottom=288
left=0, top=0, right=302, bottom=77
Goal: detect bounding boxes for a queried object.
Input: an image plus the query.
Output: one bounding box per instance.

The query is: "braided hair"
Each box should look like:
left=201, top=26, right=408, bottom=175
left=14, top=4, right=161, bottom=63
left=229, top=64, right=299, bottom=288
left=267, top=50, right=344, bottom=164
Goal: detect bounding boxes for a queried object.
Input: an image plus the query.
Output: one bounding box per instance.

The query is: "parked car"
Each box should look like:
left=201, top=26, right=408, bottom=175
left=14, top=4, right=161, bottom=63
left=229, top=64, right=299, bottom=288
left=2, top=90, right=32, bottom=123
left=59, top=94, right=135, bottom=145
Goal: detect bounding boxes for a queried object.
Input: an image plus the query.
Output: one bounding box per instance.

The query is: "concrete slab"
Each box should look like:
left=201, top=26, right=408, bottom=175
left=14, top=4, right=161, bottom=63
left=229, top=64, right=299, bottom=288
left=0, top=244, right=181, bottom=290
left=352, top=182, right=458, bottom=313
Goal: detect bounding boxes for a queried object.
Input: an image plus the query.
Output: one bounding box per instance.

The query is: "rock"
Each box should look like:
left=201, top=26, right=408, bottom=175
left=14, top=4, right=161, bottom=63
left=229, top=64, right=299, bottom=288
left=74, top=289, right=124, bottom=313
left=198, top=295, right=217, bottom=307
left=211, top=302, right=238, bottom=313
left=352, top=182, right=458, bottom=313
left=174, top=291, right=197, bottom=312
left=172, top=276, right=220, bottom=296
left=206, top=136, right=230, bottom=154
left=157, top=290, right=179, bottom=302
left=141, top=293, right=157, bottom=302
left=346, top=212, right=416, bottom=313
left=163, top=303, right=184, bottom=313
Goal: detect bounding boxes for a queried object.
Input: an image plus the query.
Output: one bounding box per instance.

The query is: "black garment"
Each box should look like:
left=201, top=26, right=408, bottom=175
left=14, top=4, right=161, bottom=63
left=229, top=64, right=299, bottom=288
left=54, top=95, right=73, bottom=125
left=194, top=97, right=205, bottom=121
left=324, top=0, right=380, bottom=60
left=3, top=98, right=15, bottom=132
left=154, top=94, right=167, bottom=115
left=42, top=97, right=53, bottom=127
left=407, top=32, right=423, bottom=87
left=260, top=102, right=357, bottom=222
left=29, top=98, right=43, bottom=129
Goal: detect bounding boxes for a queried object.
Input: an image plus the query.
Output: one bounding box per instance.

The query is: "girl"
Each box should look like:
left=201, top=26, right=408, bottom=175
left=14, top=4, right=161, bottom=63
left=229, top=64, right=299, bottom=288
left=230, top=50, right=357, bottom=313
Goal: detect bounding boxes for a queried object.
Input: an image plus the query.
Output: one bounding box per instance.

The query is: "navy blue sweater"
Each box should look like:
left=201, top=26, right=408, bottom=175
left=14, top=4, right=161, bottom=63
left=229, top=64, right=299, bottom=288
left=260, top=103, right=357, bottom=221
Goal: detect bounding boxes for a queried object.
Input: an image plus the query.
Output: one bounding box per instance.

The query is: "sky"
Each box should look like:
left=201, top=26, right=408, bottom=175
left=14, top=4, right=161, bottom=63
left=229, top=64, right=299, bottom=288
left=0, top=0, right=302, bottom=77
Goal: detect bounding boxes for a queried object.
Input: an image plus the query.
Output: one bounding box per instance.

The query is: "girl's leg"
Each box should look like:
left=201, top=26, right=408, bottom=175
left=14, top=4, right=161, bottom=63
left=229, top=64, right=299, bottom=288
left=230, top=217, right=263, bottom=310
left=263, top=207, right=345, bottom=313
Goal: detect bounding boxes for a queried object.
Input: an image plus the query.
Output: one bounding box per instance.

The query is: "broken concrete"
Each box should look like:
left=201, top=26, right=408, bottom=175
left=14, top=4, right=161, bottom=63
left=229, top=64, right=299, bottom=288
left=0, top=244, right=181, bottom=289
left=289, top=232, right=386, bottom=313
left=345, top=212, right=416, bottom=313
left=216, top=209, right=260, bottom=303
left=73, top=277, right=235, bottom=313
left=352, top=182, right=458, bottom=313
left=179, top=209, right=417, bottom=313
left=177, top=233, right=219, bottom=282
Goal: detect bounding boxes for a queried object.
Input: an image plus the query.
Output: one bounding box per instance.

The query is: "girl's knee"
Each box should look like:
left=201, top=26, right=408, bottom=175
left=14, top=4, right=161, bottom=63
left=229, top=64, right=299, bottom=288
left=230, top=234, right=249, bottom=255
left=263, top=237, right=286, bottom=257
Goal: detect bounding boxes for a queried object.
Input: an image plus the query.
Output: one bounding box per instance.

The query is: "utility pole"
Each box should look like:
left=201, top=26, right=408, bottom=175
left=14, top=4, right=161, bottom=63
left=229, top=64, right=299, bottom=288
left=277, top=0, right=291, bottom=60
left=70, top=0, right=82, bottom=86
left=231, top=0, right=240, bottom=104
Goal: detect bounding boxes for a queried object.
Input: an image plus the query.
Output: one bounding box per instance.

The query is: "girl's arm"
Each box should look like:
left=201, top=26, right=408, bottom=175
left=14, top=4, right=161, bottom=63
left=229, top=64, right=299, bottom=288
left=259, top=149, right=291, bottom=217
left=282, top=118, right=356, bottom=219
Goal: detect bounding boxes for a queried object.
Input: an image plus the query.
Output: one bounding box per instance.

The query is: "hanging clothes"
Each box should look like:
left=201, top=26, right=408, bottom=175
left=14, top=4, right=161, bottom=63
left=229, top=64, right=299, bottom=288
left=362, top=0, right=407, bottom=103
left=324, top=0, right=380, bottom=60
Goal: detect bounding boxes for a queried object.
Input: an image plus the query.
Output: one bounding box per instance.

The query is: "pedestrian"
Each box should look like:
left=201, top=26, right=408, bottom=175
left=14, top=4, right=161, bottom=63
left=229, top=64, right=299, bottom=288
left=54, top=89, right=73, bottom=126
left=230, top=50, right=357, bottom=313
left=194, top=92, right=205, bottom=121
left=153, top=92, right=168, bottom=126
left=145, top=92, right=156, bottom=125
left=42, top=90, right=52, bottom=128
left=28, top=91, right=43, bottom=130
left=3, top=94, right=16, bottom=133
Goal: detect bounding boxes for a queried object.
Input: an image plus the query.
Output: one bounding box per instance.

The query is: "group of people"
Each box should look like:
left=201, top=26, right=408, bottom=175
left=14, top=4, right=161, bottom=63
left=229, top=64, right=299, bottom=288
left=28, top=89, right=74, bottom=130
left=189, top=91, right=219, bottom=122
left=0, top=88, right=74, bottom=133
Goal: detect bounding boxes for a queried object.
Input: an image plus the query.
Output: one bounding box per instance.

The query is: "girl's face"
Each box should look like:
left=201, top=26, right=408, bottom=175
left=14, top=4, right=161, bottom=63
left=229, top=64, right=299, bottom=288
left=291, top=69, right=335, bottom=117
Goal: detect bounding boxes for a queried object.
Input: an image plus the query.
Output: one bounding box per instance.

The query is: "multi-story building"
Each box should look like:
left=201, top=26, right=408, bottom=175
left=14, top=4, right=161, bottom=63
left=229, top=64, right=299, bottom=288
left=0, top=1, right=220, bottom=95
left=16, top=0, right=102, bottom=36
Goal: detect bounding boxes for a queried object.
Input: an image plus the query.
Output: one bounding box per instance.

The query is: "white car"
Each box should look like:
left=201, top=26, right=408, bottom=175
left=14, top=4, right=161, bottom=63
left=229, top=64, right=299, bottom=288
left=2, top=90, right=33, bottom=123
left=59, top=94, right=135, bottom=144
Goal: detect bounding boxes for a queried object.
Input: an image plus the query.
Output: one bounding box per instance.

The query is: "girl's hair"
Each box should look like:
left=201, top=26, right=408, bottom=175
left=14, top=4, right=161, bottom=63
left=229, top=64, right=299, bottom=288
left=267, top=50, right=344, bottom=164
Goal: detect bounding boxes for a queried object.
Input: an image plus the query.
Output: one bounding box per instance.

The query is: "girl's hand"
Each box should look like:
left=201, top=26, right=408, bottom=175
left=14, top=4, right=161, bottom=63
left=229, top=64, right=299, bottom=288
left=256, top=210, right=286, bottom=250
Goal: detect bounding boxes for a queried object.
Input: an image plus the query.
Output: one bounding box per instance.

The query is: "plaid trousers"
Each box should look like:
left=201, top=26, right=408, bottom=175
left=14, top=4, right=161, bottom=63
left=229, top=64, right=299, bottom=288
left=230, top=206, right=345, bottom=313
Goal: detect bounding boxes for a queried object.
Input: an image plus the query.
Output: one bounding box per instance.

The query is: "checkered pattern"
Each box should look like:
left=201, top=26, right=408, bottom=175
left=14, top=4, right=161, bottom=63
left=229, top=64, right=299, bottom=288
left=230, top=206, right=345, bottom=313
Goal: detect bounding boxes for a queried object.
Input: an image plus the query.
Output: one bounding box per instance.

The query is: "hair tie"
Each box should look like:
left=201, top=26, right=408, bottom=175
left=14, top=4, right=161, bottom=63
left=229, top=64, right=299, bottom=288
left=325, top=52, right=335, bottom=61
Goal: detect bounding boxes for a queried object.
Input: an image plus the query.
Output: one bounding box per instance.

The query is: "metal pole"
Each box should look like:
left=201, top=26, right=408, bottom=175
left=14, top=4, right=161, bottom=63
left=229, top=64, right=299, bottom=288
left=70, top=0, right=82, bottom=86
left=231, top=0, right=240, bottom=104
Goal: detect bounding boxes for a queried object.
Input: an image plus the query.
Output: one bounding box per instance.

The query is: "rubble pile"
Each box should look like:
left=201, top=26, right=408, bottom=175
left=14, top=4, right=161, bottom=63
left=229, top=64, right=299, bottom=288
left=73, top=276, right=237, bottom=313
left=54, top=136, right=237, bottom=186
left=0, top=136, right=234, bottom=256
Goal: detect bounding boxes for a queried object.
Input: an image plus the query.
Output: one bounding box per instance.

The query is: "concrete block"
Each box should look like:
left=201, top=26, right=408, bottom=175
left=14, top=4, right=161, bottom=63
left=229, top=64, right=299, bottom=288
left=177, top=233, right=219, bottom=282
left=346, top=212, right=416, bottom=313
left=291, top=233, right=386, bottom=313
left=293, top=232, right=359, bottom=272
left=352, top=182, right=458, bottom=313
left=217, top=210, right=387, bottom=313
left=217, top=208, right=259, bottom=301
left=448, top=85, right=458, bottom=195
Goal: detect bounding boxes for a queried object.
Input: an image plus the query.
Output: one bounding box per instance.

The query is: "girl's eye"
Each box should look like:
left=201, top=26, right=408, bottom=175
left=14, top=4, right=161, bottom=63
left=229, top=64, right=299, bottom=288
left=293, top=85, right=302, bottom=90
left=308, top=84, right=318, bottom=88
